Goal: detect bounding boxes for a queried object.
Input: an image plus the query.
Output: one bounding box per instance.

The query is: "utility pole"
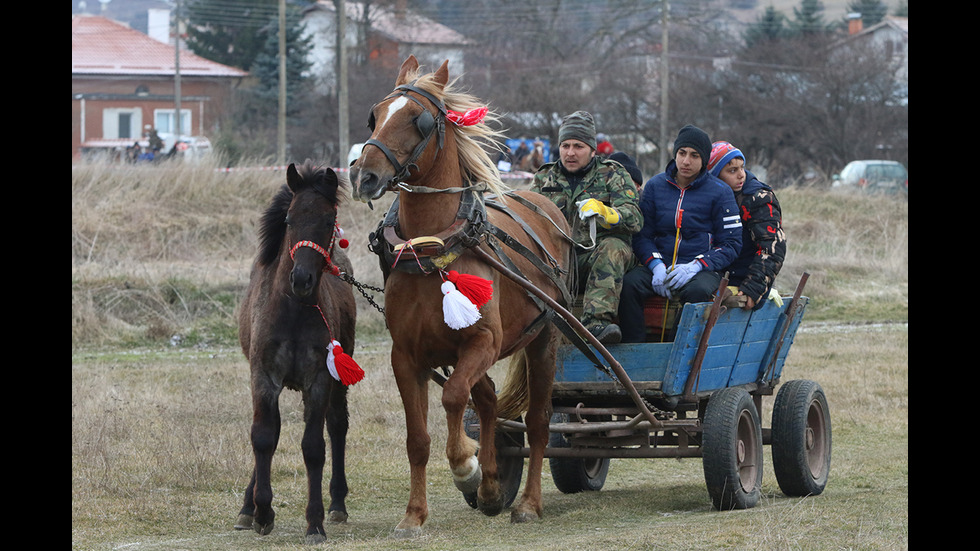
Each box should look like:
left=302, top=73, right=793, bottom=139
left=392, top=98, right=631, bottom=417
left=338, top=0, right=349, bottom=169
left=659, top=0, right=669, bottom=169
left=174, top=0, right=183, bottom=140
left=278, top=0, right=287, bottom=164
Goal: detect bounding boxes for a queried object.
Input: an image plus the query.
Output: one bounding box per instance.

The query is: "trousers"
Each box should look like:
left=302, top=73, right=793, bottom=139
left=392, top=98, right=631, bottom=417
left=618, top=264, right=722, bottom=343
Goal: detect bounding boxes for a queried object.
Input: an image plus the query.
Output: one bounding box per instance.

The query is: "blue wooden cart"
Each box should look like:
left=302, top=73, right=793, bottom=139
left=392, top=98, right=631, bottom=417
left=464, top=272, right=830, bottom=511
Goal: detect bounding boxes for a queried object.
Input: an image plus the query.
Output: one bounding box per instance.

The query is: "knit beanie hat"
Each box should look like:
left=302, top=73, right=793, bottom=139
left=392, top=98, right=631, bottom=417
left=558, top=111, right=597, bottom=150
left=672, top=125, right=712, bottom=174
left=708, top=141, right=746, bottom=178
left=609, top=151, right=643, bottom=187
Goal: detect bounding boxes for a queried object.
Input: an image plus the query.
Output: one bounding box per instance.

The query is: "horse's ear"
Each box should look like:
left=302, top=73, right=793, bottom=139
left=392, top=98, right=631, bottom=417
left=286, top=163, right=301, bottom=193
left=323, top=167, right=338, bottom=187
left=396, top=55, right=419, bottom=86
left=433, top=59, right=450, bottom=89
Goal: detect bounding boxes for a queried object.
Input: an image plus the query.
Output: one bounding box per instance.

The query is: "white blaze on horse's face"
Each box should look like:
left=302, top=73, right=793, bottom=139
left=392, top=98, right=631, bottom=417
left=380, top=96, right=410, bottom=132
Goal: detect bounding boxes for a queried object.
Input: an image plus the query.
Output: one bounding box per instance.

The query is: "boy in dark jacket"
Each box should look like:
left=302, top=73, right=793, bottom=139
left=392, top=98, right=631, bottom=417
left=707, top=141, right=786, bottom=310
left=618, top=126, right=742, bottom=343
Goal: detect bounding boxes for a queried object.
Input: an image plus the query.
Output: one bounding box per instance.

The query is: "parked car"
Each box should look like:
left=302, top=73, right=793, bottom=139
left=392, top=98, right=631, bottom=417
left=832, top=160, right=908, bottom=195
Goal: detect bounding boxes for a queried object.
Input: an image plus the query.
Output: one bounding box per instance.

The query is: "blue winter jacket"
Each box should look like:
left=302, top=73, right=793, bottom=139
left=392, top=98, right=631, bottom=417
left=632, top=161, right=742, bottom=271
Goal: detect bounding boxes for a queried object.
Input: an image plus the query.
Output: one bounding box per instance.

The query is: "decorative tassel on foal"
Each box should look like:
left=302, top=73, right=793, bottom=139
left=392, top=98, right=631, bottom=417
left=299, top=222, right=364, bottom=386
left=327, top=340, right=365, bottom=386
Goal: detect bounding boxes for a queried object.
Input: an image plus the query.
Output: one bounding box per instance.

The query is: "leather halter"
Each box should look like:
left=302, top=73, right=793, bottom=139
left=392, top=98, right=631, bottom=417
left=363, top=82, right=448, bottom=190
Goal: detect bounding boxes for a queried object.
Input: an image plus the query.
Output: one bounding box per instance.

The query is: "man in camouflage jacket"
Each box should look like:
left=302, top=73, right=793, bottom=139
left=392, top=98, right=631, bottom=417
left=530, top=111, right=642, bottom=344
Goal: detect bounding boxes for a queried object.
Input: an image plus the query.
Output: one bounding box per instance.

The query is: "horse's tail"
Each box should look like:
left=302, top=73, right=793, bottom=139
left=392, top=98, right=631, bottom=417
left=496, top=349, right=530, bottom=421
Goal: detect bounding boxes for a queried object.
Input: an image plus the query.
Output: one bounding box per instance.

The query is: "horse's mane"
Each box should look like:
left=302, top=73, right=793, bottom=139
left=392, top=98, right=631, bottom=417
left=256, top=162, right=345, bottom=266
left=409, top=67, right=509, bottom=196
left=257, top=184, right=293, bottom=266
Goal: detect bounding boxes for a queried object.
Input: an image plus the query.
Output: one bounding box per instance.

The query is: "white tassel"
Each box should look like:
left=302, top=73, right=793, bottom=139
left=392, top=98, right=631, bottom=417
left=442, top=280, right=481, bottom=329
left=326, top=341, right=341, bottom=381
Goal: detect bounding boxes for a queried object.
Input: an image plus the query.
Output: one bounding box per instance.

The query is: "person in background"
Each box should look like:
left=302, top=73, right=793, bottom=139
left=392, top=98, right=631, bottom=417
left=608, top=151, right=643, bottom=190
left=618, top=125, right=741, bottom=343
left=596, top=133, right=615, bottom=156
left=530, top=111, right=642, bottom=344
left=707, top=141, right=786, bottom=310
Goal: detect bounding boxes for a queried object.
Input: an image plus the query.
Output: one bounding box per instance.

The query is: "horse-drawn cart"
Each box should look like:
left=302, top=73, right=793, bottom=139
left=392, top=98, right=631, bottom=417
left=462, top=271, right=829, bottom=512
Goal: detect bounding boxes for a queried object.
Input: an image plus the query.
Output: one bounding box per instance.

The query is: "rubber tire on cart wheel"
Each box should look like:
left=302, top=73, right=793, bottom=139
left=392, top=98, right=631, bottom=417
left=771, top=379, right=831, bottom=497
left=461, top=408, right=523, bottom=509
left=702, top=387, right=763, bottom=510
left=548, top=412, right=610, bottom=493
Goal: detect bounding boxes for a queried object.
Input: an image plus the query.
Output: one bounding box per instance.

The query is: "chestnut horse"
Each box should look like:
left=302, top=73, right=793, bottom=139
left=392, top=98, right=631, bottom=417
left=349, top=56, right=573, bottom=536
left=235, top=162, right=358, bottom=543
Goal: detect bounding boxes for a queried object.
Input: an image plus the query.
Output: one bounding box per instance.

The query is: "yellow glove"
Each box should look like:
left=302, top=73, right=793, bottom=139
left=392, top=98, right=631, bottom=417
left=576, top=198, right=620, bottom=229
left=768, top=288, right=784, bottom=307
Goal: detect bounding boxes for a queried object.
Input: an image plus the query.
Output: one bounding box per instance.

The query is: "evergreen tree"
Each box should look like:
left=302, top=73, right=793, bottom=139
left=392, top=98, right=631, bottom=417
left=790, top=0, right=830, bottom=35
left=185, top=0, right=283, bottom=71
left=744, top=5, right=788, bottom=47
left=248, top=6, right=313, bottom=112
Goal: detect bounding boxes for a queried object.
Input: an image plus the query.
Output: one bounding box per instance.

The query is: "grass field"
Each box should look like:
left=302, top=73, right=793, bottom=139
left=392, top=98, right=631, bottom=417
left=72, top=160, right=907, bottom=550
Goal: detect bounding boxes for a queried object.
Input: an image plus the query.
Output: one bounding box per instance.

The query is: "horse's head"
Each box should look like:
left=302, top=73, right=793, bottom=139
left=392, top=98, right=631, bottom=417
left=284, top=162, right=344, bottom=298
left=350, top=55, right=450, bottom=203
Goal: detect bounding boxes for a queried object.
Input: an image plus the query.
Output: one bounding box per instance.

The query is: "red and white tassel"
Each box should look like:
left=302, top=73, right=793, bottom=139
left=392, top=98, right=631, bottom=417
left=327, top=340, right=364, bottom=386
left=335, top=226, right=349, bottom=249
left=445, top=270, right=493, bottom=308
left=441, top=280, right=481, bottom=329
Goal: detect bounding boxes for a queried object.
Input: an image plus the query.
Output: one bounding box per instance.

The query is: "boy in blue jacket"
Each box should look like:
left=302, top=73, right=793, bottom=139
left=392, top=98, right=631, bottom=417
left=618, top=125, right=742, bottom=343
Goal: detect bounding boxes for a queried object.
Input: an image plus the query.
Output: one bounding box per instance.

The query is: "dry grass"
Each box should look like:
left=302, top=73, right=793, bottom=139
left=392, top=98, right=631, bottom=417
left=72, top=160, right=907, bottom=550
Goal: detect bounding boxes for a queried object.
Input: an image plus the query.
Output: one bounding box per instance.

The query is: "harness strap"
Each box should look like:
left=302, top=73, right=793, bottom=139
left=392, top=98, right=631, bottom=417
left=485, top=195, right=564, bottom=271
left=371, top=187, right=487, bottom=274
left=485, top=223, right=572, bottom=309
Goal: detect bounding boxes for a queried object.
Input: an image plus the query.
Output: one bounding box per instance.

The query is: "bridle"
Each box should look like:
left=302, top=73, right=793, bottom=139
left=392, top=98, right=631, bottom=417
left=362, top=82, right=448, bottom=189
left=288, top=185, right=348, bottom=277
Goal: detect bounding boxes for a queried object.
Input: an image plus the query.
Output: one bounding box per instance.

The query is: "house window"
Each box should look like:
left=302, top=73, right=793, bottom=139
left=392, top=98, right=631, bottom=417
left=154, top=109, right=192, bottom=136
left=119, top=113, right=133, bottom=138
left=102, top=108, right=142, bottom=140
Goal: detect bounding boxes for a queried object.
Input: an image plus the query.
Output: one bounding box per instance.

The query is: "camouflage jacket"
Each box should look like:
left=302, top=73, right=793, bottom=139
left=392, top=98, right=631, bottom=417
left=728, top=171, right=787, bottom=306
left=530, top=157, right=642, bottom=248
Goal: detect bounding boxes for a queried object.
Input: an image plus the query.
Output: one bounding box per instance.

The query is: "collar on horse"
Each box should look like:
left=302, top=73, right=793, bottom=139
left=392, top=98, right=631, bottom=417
left=363, top=82, right=448, bottom=190
left=369, top=182, right=489, bottom=275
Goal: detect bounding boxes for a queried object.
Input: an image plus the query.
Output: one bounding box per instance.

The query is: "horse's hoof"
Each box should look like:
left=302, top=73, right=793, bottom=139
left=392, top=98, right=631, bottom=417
left=253, top=520, right=274, bottom=535
left=327, top=509, right=349, bottom=523
left=452, top=456, right=482, bottom=494
left=233, top=514, right=253, bottom=530
left=393, top=526, right=422, bottom=539
left=478, top=495, right=504, bottom=517
left=510, top=510, right=540, bottom=524
left=305, top=532, right=327, bottom=544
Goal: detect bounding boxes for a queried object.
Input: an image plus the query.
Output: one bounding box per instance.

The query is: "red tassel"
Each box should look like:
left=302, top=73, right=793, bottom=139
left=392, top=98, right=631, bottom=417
left=446, top=270, right=493, bottom=308
left=327, top=340, right=364, bottom=386
left=446, top=107, right=488, bottom=126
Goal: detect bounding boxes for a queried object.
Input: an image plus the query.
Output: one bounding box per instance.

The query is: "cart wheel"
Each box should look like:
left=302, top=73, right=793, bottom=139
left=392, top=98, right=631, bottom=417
left=702, top=387, right=763, bottom=510
left=461, top=408, right=523, bottom=509
left=771, top=379, right=831, bottom=497
left=548, top=412, right=610, bottom=493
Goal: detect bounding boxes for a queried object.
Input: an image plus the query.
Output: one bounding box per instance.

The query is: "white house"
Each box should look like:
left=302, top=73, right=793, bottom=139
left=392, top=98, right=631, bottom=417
left=302, top=0, right=473, bottom=94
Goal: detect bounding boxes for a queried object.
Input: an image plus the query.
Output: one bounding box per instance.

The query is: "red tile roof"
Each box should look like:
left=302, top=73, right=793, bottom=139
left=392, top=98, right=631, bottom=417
left=72, top=15, right=247, bottom=78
